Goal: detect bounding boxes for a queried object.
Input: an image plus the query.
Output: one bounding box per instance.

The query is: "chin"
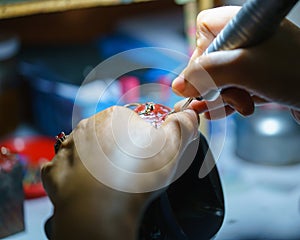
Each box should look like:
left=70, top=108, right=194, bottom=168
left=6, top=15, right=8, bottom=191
left=40, top=161, right=58, bottom=203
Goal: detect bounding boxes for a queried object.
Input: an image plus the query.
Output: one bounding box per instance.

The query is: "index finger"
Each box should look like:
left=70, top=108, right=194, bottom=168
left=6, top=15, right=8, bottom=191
left=192, top=6, right=241, bottom=58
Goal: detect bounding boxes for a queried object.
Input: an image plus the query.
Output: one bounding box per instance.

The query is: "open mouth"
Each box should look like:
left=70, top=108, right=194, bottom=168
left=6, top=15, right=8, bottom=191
left=125, top=102, right=173, bottom=128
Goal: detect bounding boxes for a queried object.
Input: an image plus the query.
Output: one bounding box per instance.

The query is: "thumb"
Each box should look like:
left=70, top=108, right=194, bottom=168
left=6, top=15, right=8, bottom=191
left=193, top=6, right=241, bottom=57
left=172, top=49, right=245, bottom=98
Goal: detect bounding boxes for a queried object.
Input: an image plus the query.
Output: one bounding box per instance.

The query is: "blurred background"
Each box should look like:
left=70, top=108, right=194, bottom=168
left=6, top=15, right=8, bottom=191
left=0, top=0, right=300, bottom=239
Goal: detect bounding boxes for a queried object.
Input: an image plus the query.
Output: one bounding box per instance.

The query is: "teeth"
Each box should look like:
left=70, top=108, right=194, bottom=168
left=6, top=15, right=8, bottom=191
left=126, top=102, right=172, bottom=128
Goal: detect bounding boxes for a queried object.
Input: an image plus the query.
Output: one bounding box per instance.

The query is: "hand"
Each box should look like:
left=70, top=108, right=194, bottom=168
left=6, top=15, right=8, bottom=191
left=172, top=6, right=300, bottom=121
left=41, top=106, right=199, bottom=240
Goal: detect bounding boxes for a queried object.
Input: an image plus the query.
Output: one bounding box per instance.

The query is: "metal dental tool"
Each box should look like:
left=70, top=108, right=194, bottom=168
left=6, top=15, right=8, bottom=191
left=180, top=0, right=299, bottom=111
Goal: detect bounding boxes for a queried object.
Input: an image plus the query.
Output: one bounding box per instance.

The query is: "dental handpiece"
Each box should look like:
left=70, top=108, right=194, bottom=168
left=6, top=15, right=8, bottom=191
left=181, top=0, right=299, bottom=111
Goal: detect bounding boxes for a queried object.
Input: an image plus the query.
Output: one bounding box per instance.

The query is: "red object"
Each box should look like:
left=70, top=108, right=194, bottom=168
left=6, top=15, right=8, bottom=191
left=56, top=132, right=65, bottom=139
left=0, top=136, right=55, bottom=199
left=134, top=102, right=172, bottom=128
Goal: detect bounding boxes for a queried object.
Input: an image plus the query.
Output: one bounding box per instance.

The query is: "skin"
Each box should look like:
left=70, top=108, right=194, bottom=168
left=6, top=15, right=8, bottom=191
left=41, top=106, right=199, bottom=240
left=172, top=6, right=300, bottom=121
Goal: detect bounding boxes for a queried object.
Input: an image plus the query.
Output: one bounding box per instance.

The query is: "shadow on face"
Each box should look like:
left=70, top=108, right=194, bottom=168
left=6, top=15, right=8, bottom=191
left=41, top=106, right=200, bottom=239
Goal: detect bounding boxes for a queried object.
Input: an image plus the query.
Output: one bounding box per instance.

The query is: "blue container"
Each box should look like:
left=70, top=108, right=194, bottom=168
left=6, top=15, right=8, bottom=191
left=22, top=63, right=119, bottom=136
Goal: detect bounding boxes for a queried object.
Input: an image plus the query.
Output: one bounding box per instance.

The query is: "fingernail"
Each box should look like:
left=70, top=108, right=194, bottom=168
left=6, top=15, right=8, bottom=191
left=172, top=75, right=186, bottom=96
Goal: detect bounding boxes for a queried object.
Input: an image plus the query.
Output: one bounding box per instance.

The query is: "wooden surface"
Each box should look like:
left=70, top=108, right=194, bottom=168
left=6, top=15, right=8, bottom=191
left=0, top=0, right=181, bottom=45
left=0, top=0, right=157, bottom=19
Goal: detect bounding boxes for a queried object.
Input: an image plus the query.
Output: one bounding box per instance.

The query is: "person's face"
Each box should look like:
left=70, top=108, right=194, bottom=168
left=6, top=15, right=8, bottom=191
left=41, top=106, right=199, bottom=239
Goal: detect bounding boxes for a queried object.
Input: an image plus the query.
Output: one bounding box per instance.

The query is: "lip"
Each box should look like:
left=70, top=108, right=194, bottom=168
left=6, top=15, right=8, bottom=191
left=183, top=109, right=200, bottom=124
left=175, top=109, right=200, bottom=141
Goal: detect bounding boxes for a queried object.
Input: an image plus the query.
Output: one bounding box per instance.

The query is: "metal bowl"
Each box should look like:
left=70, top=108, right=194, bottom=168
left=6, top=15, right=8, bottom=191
left=234, top=105, right=300, bottom=165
